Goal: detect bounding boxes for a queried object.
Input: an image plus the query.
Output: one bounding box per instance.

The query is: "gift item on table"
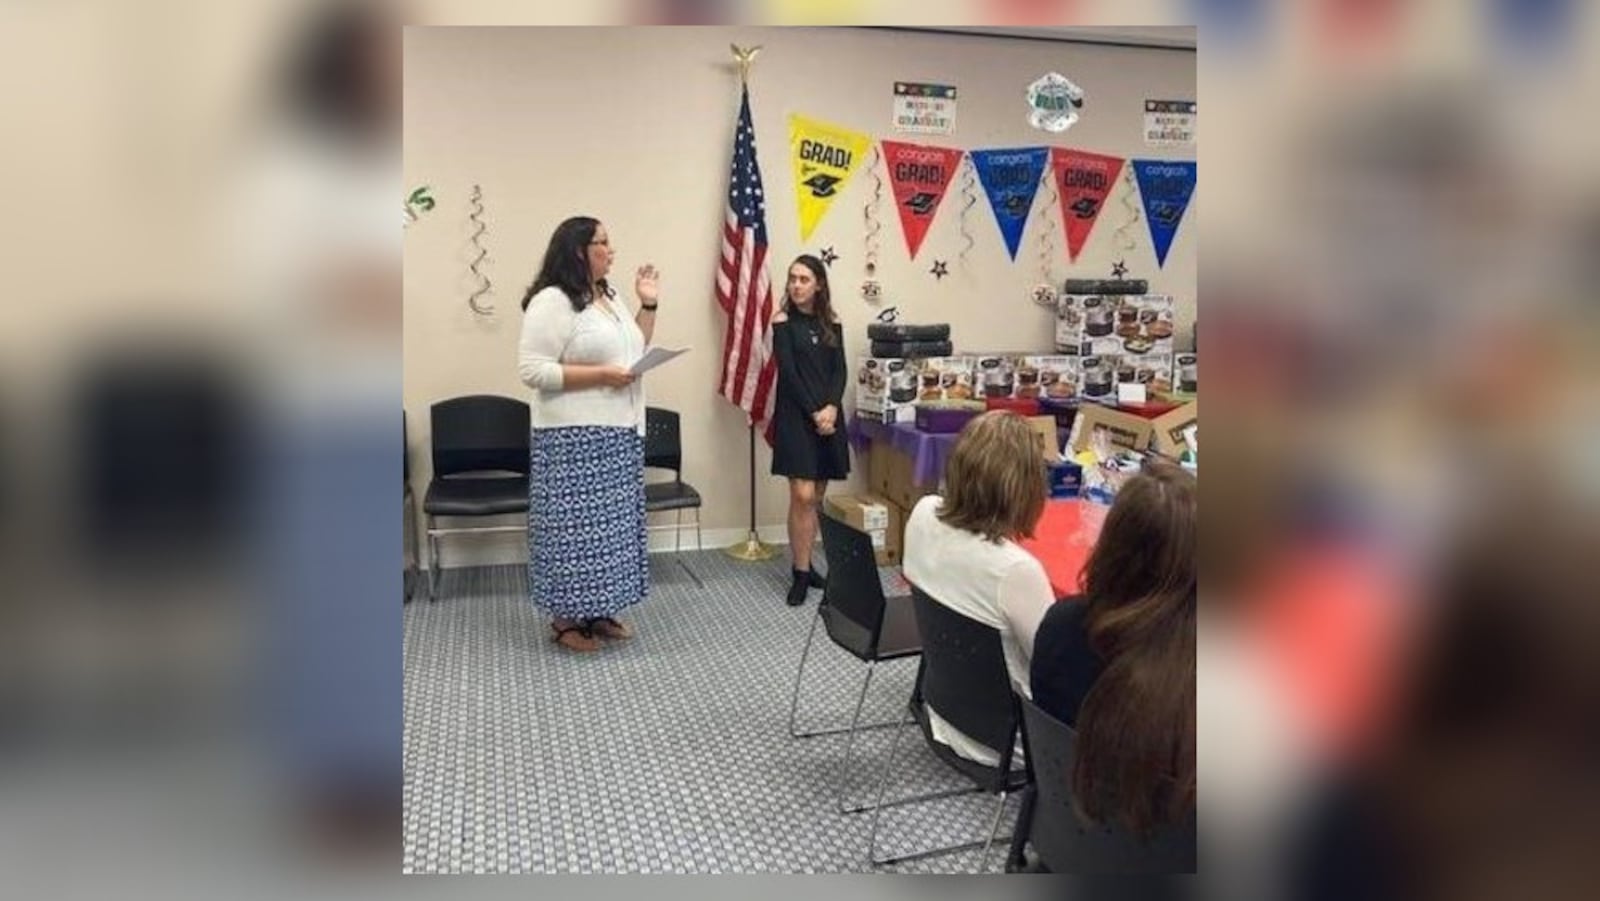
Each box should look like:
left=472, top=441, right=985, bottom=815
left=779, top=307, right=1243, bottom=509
left=985, top=395, right=1040, bottom=416
left=1045, top=459, right=1084, bottom=499
left=914, top=355, right=977, bottom=402
left=870, top=339, right=954, bottom=359
left=1150, top=398, right=1198, bottom=459
left=867, top=322, right=951, bottom=342
left=1027, top=355, right=1079, bottom=402
left=973, top=353, right=1018, bottom=399
left=1062, top=278, right=1150, bottom=296
left=913, top=399, right=985, bottom=434
left=856, top=356, right=917, bottom=423
left=1079, top=354, right=1114, bottom=401
left=1175, top=352, right=1198, bottom=394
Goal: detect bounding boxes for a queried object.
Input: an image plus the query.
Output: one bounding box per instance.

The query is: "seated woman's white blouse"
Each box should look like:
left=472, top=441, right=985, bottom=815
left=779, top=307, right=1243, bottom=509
left=902, top=494, right=1056, bottom=766
left=517, top=285, right=646, bottom=435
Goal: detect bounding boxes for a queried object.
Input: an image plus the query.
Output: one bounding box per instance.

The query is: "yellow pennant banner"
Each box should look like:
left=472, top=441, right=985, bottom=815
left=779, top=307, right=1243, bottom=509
left=788, top=114, right=871, bottom=242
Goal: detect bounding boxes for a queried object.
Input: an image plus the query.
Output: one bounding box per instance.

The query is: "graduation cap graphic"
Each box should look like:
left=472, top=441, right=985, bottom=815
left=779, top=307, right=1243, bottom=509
left=904, top=191, right=938, bottom=215
left=1150, top=200, right=1184, bottom=227
left=1001, top=192, right=1031, bottom=217
left=802, top=173, right=842, bottom=198
left=1069, top=196, right=1100, bottom=219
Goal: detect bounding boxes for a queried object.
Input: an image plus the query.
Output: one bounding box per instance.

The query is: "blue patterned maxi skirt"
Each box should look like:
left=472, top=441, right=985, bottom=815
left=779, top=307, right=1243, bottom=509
left=528, top=425, right=649, bottom=620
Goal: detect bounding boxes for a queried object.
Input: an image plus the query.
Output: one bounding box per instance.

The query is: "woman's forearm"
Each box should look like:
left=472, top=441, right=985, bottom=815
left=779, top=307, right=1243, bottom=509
left=636, top=307, right=656, bottom=344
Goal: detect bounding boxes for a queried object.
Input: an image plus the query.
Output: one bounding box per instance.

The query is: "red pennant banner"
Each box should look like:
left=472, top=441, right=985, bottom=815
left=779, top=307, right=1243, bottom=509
left=1050, top=147, right=1124, bottom=263
left=882, top=140, right=965, bottom=259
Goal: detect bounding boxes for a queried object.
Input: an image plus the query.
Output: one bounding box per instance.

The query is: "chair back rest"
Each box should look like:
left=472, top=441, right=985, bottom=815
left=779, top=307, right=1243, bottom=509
left=909, top=586, right=1018, bottom=759
left=643, top=406, right=682, bottom=477
left=430, top=395, right=529, bottom=477
left=818, top=511, right=890, bottom=650
left=1019, top=696, right=1197, bottom=874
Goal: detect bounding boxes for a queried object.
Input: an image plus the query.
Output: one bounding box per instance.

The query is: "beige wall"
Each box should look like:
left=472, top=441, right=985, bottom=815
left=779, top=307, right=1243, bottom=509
left=404, top=26, right=1195, bottom=565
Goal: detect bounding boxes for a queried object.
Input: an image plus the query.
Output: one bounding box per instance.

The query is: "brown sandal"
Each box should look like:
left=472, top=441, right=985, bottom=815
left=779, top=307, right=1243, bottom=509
left=587, top=617, right=633, bottom=641
left=551, top=622, right=601, bottom=652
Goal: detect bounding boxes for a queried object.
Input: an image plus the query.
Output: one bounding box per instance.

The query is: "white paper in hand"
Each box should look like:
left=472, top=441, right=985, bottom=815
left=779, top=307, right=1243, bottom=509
left=629, top=346, right=689, bottom=376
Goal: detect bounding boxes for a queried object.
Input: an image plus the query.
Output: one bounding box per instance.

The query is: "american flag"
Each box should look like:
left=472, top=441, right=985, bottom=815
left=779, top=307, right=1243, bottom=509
left=715, top=85, right=777, bottom=433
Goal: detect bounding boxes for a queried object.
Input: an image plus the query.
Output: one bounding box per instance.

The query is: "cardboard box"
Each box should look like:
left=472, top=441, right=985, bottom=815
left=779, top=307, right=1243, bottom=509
left=882, top=445, right=938, bottom=511
left=1066, top=403, right=1157, bottom=456
left=857, top=356, right=918, bottom=406
left=866, top=441, right=893, bottom=499
left=883, top=497, right=909, bottom=564
left=1173, top=352, right=1198, bottom=395
left=1026, top=415, right=1065, bottom=462
left=824, top=493, right=901, bottom=566
left=914, top=356, right=978, bottom=402
left=1150, top=399, right=1198, bottom=459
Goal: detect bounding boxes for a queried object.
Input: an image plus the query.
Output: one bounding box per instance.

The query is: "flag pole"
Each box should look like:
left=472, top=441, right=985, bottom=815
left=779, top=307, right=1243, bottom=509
left=724, top=420, right=776, bottom=561
left=724, top=42, right=777, bottom=563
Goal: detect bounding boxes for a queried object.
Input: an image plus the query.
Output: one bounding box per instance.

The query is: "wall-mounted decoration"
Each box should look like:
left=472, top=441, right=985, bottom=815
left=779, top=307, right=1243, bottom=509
left=1026, top=72, right=1084, bottom=133
left=466, top=184, right=493, bottom=316
left=403, top=185, right=434, bottom=227
left=788, top=114, right=871, bottom=241
left=970, top=147, right=1050, bottom=261
left=882, top=140, right=963, bottom=259
left=1143, top=100, right=1196, bottom=147
left=1050, top=148, right=1124, bottom=263
left=1131, top=160, right=1197, bottom=268
left=892, top=81, right=957, bottom=135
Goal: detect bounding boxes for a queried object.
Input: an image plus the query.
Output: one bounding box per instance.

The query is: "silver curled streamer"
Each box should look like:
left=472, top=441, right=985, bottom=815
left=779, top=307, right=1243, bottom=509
left=467, top=184, right=493, bottom=316
left=958, top=154, right=976, bottom=268
left=863, top=143, right=882, bottom=276
left=1112, top=164, right=1142, bottom=253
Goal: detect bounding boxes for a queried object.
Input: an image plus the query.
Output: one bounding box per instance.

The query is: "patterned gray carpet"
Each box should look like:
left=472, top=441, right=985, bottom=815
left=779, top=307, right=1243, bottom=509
left=402, top=552, right=1023, bottom=874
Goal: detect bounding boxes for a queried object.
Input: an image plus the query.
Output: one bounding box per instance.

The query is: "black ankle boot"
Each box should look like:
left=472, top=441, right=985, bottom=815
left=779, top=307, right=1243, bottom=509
left=807, top=567, right=827, bottom=589
left=786, top=569, right=810, bottom=606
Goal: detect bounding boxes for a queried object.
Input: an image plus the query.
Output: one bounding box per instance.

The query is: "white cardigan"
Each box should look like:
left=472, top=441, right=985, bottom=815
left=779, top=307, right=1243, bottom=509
left=517, top=285, right=646, bottom=435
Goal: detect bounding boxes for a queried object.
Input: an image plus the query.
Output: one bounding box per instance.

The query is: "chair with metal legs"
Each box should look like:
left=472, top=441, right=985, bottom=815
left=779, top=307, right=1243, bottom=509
left=787, top=512, right=922, bottom=812
left=643, top=406, right=704, bottom=588
left=423, top=395, right=530, bottom=600
left=404, top=411, right=418, bottom=603
left=864, top=586, right=1029, bottom=870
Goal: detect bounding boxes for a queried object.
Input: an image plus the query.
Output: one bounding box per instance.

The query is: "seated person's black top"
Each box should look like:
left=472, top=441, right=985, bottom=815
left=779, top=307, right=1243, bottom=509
left=1028, top=597, right=1105, bottom=725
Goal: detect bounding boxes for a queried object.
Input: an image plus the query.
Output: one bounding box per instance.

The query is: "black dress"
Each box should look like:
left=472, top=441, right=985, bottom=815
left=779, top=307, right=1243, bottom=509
left=770, top=304, right=851, bottom=481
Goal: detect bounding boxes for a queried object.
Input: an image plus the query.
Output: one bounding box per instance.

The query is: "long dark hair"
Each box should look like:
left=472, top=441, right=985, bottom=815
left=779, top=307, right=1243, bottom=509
left=1072, top=459, right=1197, bottom=835
left=784, top=254, right=837, bottom=346
left=522, top=216, right=611, bottom=312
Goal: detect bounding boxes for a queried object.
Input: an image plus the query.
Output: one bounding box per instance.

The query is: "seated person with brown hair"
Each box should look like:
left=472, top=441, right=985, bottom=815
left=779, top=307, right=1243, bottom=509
left=902, top=411, right=1055, bottom=766
left=1031, top=458, right=1197, bottom=836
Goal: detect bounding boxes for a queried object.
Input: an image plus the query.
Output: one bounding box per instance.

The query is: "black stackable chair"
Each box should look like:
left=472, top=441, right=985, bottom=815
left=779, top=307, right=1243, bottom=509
left=787, top=512, right=922, bottom=811
left=422, top=395, right=529, bottom=600
left=643, top=406, right=704, bottom=586
left=1010, top=695, right=1197, bottom=874
left=865, top=587, right=1029, bottom=869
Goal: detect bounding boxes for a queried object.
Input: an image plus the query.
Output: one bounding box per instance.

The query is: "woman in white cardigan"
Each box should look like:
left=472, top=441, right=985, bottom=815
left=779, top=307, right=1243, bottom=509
left=517, top=216, right=660, bottom=652
left=902, top=411, right=1056, bottom=765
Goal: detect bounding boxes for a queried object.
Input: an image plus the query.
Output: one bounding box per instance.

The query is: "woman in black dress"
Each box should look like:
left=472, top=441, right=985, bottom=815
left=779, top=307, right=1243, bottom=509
left=771, top=254, right=851, bottom=606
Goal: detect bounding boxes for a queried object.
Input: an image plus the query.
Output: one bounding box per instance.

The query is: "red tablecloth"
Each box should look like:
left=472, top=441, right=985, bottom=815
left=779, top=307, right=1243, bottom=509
left=1018, top=498, right=1107, bottom=599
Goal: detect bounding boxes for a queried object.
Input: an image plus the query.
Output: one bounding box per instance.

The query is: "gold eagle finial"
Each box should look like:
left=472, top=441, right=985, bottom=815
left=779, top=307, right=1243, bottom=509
left=731, top=44, right=762, bottom=83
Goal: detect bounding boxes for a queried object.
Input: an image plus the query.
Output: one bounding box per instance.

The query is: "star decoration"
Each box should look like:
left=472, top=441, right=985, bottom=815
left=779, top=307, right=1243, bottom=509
left=819, top=246, right=838, bottom=266
left=930, top=260, right=949, bottom=280
left=1111, top=259, right=1129, bottom=279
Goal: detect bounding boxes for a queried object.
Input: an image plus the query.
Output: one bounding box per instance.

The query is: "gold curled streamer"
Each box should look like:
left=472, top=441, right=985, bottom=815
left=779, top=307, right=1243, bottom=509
left=467, top=184, right=493, bottom=316
left=958, top=155, right=976, bottom=268
left=864, top=143, right=882, bottom=275
left=1112, top=164, right=1141, bottom=253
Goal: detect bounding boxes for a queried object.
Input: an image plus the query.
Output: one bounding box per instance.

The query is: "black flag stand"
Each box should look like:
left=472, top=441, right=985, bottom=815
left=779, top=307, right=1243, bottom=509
left=724, top=421, right=777, bottom=561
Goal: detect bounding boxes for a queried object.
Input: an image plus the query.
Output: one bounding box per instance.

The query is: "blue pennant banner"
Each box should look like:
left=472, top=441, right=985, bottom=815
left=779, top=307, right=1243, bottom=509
left=969, top=147, right=1050, bottom=261
left=1131, top=159, right=1197, bottom=267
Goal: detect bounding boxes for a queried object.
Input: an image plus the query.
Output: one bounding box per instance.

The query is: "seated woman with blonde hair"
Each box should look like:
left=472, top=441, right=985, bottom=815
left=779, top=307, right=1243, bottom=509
left=902, top=410, right=1055, bottom=766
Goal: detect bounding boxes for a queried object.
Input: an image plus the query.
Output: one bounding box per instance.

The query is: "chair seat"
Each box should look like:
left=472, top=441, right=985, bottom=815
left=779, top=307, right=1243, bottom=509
left=877, top=594, right=922, bottom=660
left=911, top=694, right=1029, bottom=796
left=423, top=476, right=528, bottom=517
left=644, top=480, right=702, bottom=511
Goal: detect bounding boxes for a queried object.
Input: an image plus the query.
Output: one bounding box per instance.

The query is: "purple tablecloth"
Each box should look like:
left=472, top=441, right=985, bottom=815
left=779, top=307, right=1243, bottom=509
left=847, top=417, right=961, bottom=487
left=849, top=414, right=1074, bottom=488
